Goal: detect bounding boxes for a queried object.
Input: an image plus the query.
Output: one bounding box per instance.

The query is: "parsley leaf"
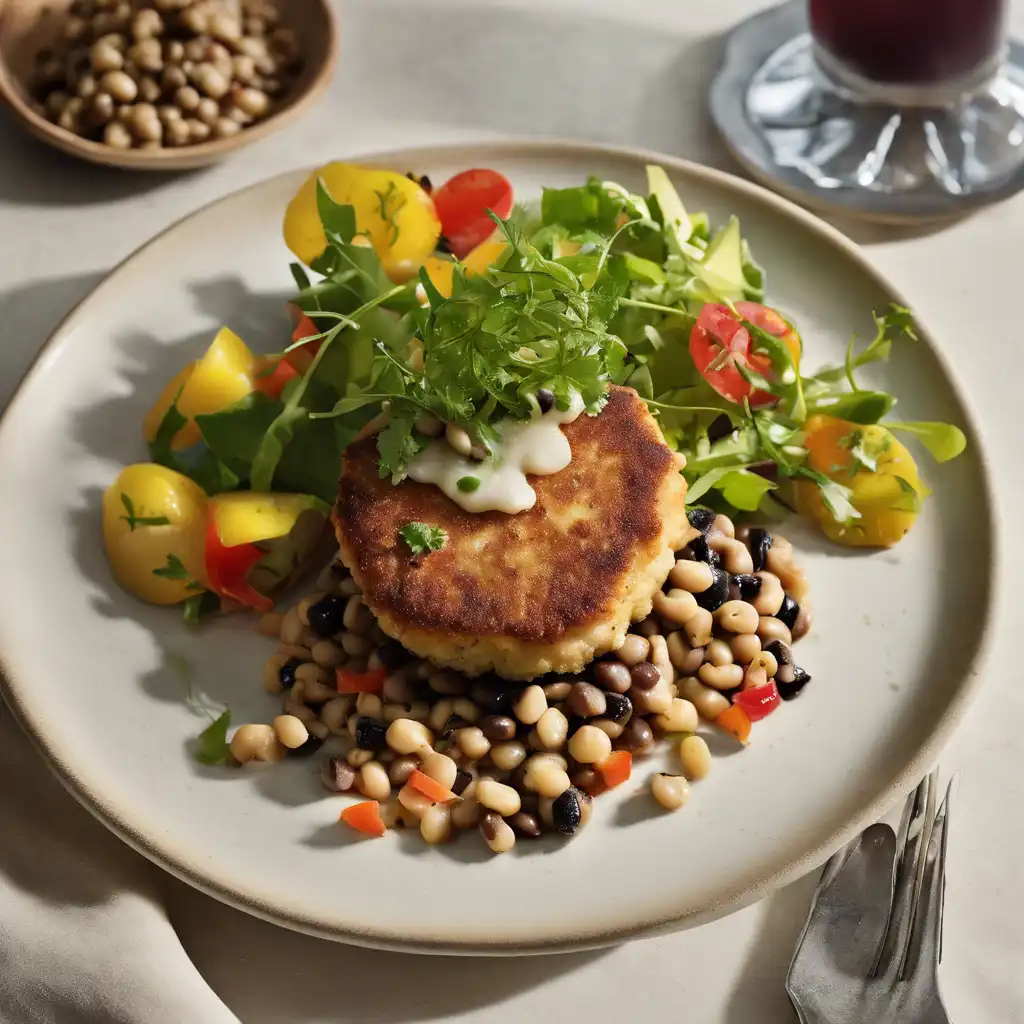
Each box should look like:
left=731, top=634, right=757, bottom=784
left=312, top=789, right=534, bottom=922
left=183, top=591, right=220, bottom=625
left=377, top=412, right=423, bottom=482
left=400, top=522, right=447, bottom=555
left=119, top=493, right=170, bottom=530
left=153, top=554, right=205, bottom=590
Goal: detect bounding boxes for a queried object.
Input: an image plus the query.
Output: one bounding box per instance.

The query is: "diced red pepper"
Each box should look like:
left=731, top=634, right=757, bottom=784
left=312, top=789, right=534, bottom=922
left=204, top=513, right=273, bottom=611
left=596, top=750, right=632, bottom=789
left=253, top=356, right=298, bottom=400
left=284, top=307, right=323, bottom=373
left=340, top=800, right=387, bottom=837
left=716, top=704, right=752, bottom=745
left=336, top=667, right=388, bottom=693
left=408, top=769, right=459, bottom=804
left=733, top=682, right=781, bottom=722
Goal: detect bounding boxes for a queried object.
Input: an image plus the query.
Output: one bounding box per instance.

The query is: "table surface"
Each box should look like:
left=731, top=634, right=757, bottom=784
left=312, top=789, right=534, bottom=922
left=1, top=1, right=1022, bottom=1021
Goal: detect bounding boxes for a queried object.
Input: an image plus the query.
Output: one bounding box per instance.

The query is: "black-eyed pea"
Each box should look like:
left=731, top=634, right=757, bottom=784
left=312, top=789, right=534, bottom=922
left=712, top=513, right=735, bottom=539
left=346, top=748, right=374, bottom=768
left=616, top=634, right=650, bottom=666
left=388, top=755, right=419, bottom=787
left=535, top=707, right=568, bottom=750
left=669, top=558, right=714, bottom=593
left=451, top=698, right=480, bottom=724
left=476, top=779, right=521, bottom=816
left=354, top=692, right=383, bottom=718
left=386, top=718, right=432, bottom=754
left=654, top=697, right=699, bottom=735
left=311, top=639, right=345, bottom=669
left=272, top=714, right=308, bottom=749
left=420, top=803, right=452, bottom=844
left=426, top=699, right=455, bottom=733
left=653, top=588, right=699, bottom=625
left=406, top=700, right=430, bottom=722
left=451, top=795, right=482, bottom=830
left=715, top=600, right=759, bottom=634
left=704, top=639, right=734, bottom=667
left=698, top=662, right=744, bottom=691
left=679, top=677, right=731, bottom=720
left=652, top=773, right=691, bottom=811
left=649, top=634, right=674, bottom=685
left=631, top=678, right=673, bottom=715
left=320, top=697, right=350, bottom=735
left=752, top=649, right=779, bottom=678
left=684, top=608, right=714, bottom=647
left=635, top=616, right=661, bottom=638
left=283, top=700, right=316, bottom=725
left=757, top=616, right=793, bottom=646
left=490, top=741, right=527, bottom=772
left=480, top=812, right=515, bottom=854
left=420, top=751, right=458, bottom=790
left=455, top=726, right=490, bottom=760
left=752, top=572, right=785, bottom=616
left=357, top=760, right=391, bottom=801
left=262, top=652, right=288, bottom=694
left=513, top=684, right=547, bottom=725
left=730, top=632, right=762, bottom=665
left=397, top=783, right=433, bottom=819
left=567, top=724, right=613, bottom=764
left=321, top=757, right=356, bottom=793
left=679, top=735, right=712, bottom=780
left=591, top=718, right=624, bottom=740
left=229, top=724, right=284, bottom=764
left=667, top=631, right=705, bottom=675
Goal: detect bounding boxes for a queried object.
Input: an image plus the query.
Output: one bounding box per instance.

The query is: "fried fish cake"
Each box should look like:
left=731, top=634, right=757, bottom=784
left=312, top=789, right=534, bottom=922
left=334, top=386, right=692, bottom=680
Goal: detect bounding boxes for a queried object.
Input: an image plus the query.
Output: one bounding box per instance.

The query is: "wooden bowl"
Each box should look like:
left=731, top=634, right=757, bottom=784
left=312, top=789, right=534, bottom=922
left=0, top=0, right=339, bottom=170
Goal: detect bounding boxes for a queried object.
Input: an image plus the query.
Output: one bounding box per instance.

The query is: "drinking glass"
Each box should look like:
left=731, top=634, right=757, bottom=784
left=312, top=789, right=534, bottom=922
left=743, top=0, right=1024, bottom=208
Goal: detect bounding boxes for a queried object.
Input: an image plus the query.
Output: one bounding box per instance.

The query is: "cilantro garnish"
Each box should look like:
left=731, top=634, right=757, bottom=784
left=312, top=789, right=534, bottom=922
left=119, top=493, right=170, bottom=530
left=153, top=554, right=205, bottom=590
left=400, top=522, right=447, bottom=555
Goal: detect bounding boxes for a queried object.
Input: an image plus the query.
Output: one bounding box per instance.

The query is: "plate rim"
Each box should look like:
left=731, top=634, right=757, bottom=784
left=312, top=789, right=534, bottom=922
left=0, top=137, right=1000, bottom=954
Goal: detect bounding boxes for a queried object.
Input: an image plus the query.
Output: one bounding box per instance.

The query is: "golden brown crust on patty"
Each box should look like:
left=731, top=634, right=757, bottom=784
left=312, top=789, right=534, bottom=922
left=334, top=386, right=690, bottom=677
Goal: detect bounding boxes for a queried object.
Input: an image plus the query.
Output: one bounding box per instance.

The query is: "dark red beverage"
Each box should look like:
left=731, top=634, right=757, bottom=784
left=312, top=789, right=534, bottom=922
left=809, top=0, right=1007, bottom=86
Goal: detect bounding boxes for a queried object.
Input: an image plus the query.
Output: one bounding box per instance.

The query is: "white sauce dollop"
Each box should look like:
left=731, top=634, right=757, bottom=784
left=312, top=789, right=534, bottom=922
left=407, top=392, right=586, bottom=514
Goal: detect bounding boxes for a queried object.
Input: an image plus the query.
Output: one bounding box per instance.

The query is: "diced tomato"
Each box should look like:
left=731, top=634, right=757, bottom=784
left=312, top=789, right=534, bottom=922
left=253, top=356, right=298, bottom=400
left=715, top=703, right=752, bottom=745
left=689, top=304, right=776, bottom=407
left=733, top=682, right=781, bottom=722
left=340, top=800, right=387, bottom=837
left=283, top=308, right=323, bottom=373
left=204, top=513, right=272, bottom=611
left=336, top=667, right=387, bottom=693
left=432, top=169, right=514, bottom=259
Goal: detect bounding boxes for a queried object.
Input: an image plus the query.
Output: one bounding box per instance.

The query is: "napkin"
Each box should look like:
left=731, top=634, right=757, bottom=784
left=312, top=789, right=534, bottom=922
left=0, top=707, right=238, bottom=1024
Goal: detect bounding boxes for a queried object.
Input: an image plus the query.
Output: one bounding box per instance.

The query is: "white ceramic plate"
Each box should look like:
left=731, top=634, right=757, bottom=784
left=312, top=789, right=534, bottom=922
left=0, top=141, right=995, bottom=954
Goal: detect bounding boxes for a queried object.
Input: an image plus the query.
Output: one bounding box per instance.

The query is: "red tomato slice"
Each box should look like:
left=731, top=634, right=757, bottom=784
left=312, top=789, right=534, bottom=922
left=735, top=301, right=802, bottom=365
left=204, top=514, right=273, bottom=611
left=689, top=303, right=784, bottom=407
left=733, top=682, right=781, bottom=722
left=432, top=169, right=514, bottom=259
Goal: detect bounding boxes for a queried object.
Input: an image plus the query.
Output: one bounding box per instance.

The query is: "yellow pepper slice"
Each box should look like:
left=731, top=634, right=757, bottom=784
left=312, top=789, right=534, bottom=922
left=796, top=416, right=927, bottom=548
left=283, top=163, right=440, bottom=282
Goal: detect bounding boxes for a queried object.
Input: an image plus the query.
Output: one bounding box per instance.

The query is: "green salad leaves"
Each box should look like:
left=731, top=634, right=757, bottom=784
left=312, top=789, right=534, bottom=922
left=147, top=165, right=965, bottom=528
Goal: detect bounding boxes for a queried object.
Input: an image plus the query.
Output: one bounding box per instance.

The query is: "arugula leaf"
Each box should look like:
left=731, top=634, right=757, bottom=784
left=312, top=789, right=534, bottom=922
left=195, top=392, right=283, bottom=469
left=886, top=420, right=967, bottom=462
left=189, top=449, right=240, bottom=496
left=400, top=522, right=447, bottom=555
left=148, top=399, right=189, bottom=472
left=806, top=390, right=894, bottom=424
left=541, top=177, right=623, bottom=233
left=814, top=304, right=917, bottom=386
left=195, top=709, right=232, bottom=765
left=119, top=493, right=170, bottom=530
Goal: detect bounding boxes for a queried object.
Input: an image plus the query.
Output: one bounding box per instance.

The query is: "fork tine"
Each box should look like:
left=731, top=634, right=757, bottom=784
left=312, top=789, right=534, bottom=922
left=872, top=769, right=938, bottom=977
left=905, top=773, right=956, bottom=980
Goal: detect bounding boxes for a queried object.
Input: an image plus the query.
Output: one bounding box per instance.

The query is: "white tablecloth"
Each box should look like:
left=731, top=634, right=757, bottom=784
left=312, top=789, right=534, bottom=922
left=1, top=1, right=1022, bottom=1021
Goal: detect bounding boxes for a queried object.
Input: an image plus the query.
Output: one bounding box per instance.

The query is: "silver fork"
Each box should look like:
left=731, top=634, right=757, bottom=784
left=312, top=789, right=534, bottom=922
left=786, top=770, right=955, bottom=1024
